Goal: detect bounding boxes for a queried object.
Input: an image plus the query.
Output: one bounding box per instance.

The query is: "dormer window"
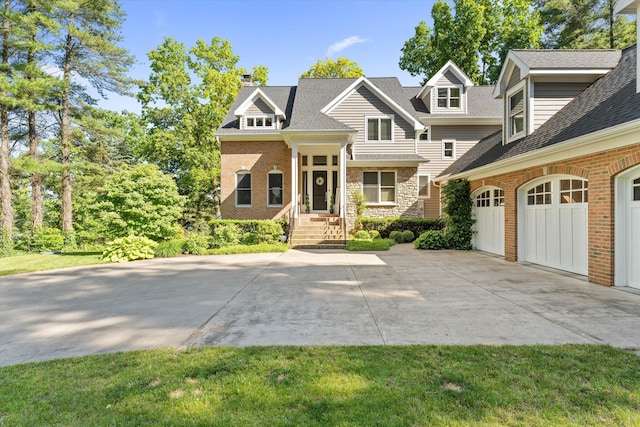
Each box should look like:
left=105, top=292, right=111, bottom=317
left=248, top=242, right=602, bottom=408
left=245, top=115, right=274, bottom=129
left=506, top=81, right=526, bottom=142
left=437, top=87, right=461, bottom=108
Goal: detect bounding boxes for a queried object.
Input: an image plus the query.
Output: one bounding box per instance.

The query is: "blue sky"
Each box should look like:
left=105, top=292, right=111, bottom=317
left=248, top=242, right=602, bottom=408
left=100, top=0, right=437, bottom=112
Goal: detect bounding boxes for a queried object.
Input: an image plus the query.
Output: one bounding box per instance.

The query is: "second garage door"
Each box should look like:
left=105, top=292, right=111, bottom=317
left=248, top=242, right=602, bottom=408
left=472, top=187, right=504, bottom=256
left=520, top=176, right=588, bottom=276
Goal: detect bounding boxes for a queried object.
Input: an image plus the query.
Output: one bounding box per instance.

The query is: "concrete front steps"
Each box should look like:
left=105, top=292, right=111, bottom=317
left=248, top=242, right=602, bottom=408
left=289, top=214, right=347, bottom=249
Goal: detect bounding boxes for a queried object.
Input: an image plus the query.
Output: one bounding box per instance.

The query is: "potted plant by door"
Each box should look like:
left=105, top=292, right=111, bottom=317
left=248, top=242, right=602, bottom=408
left=329, top=194, right=335, bottom=214
left=305, top=194, right=310, bottom=214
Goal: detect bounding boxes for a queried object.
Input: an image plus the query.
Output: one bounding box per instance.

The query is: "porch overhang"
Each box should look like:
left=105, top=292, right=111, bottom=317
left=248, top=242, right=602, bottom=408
left=280, top=130, right=356, bottom=147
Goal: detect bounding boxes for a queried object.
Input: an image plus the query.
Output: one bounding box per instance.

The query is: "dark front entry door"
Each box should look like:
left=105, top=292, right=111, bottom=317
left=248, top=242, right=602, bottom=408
left=312, top=171, right=327, bottom=211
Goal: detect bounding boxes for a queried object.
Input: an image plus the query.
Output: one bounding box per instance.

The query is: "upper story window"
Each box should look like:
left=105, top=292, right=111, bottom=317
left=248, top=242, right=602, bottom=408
left=437, top=87, right=461, bottom=108
left=442, top=140, right=455, bottom=160
left=508, top=84, right=525, bottom=141
left=245, top=115, right=274, bottom=129
left=366, top=116, right=393, bottom=142
left=236, top=171, right=251, bottom=206
left=418, top=129, right=429, bottom=142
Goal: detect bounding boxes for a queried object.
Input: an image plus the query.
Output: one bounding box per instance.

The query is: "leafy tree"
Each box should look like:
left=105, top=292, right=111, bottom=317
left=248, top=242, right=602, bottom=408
left=301, top=57, right=364, bottom=78
left=400, top=0, right=542, bottom=85
left=52, top=0, right=135, bottom=237
left=138, top=37, right=267, bottom=225
left=536, top=0, right=636, bottom=49
left=90, top=164, right=184, bottom=241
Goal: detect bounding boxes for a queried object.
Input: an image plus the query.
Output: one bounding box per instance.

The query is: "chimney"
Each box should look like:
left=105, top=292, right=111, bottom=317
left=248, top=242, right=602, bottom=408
left=241, top=74, right=253, bottom=87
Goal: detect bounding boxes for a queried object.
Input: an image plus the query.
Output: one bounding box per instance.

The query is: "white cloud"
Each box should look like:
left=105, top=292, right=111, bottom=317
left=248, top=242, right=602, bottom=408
left=326, top=36, right=367, bottom=57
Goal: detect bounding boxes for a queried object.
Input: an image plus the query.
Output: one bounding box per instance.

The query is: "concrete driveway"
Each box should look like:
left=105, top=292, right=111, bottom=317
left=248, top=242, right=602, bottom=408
left=2, top=245, right=639, bottom=366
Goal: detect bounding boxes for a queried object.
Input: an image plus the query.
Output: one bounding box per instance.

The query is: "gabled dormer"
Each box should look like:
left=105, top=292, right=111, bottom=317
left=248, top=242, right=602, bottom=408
left=494, top=49, right=622, bottom=144
left=416, top=61, right=474, bottom=114
left=234, top=88, right=286, bottom=130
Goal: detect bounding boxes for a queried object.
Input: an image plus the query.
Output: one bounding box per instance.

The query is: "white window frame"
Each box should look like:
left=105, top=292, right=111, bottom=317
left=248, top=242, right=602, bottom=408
left=267, top=170, right=284, bottom=207
left=506, top=81, right=526, bottom=142
left=245, top=114, right=275, bottom=129
left=418, top=128, right=430, bottom=143
left=418, top=174, right=431, bottom=198
left=362, top=170, right=396, bottom=205
left=436, top=86, right=462, bottom=109
left=236, top=171, right=252, bottom=207
left=442, top=139, right=456, bottom=160
left=365, top=115, right=394, bottom=143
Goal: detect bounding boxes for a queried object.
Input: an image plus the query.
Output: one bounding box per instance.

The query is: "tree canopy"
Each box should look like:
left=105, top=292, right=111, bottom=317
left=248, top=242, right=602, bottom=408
left=301, top=57, right=364, bottom=78
left=399, top=0, right=542, bottom=85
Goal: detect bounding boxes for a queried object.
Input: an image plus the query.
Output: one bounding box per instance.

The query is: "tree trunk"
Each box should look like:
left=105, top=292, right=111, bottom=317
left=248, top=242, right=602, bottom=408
left=29, top=110, right=43, bottom=228
left=608, top=0, right=615, bottom=49
left=60, top=33, right=73, bottom=233
left=0, top=0, right=13, bottom=236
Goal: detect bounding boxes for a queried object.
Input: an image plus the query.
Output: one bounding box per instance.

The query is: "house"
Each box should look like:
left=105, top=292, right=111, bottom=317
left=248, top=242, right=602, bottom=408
left=436, top=0, right=640, bottom=289
left=216, top=63, right=501, bottom=230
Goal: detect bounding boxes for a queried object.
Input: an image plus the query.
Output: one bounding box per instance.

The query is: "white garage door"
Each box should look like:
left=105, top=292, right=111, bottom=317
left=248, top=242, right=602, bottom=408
left=616, top=173, right=640, bottom=289
left=520, top=177, right=588, bottom=275
left=472, top=187, right=504, bottom=256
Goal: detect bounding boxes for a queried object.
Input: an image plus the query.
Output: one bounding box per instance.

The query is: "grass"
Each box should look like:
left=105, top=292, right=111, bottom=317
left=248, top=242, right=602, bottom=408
left=345, top=238, right=396, bottom=251
left=0, top=345, right=638, bottom=426
left=0, top=252, right=108, bottom=276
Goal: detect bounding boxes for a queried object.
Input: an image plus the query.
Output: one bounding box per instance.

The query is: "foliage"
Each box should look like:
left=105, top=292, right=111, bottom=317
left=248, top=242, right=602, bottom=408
left=351, top=189, right=367, bottom=230
left=414, top=230, right=447, bottom=250
left=138, top=37, right=268, bottom=224
left=369, top=230, right=380, bottom=240
left=361, top=217, right=445, bottom=238
left=0, top=227, right=13, bottom=257
left=206, top=243, right=288, bottom=255
left=389, top=231, right=403, bottom=244
left=183, top=233, right=210, bottom=255
left=345, top=238, right=395, bottom=251
left=442, top=179, right=474, bottom=250
left=31, top=227, right=64, bottom=252
left=401, top=230, right=415, bottom=243
left=101, top=236, right=158, bottom=263
left=301, top=57, right=364, bottom=78
left=90, top=164, right=184, bottom=241
left=210, top=220, right=284, bottom=241
left=537, top=0, right=637, bottom=49
left=210, top=223, right=241, bottom=248
left=155, top=239, right=187, bottom=258
left=400, top=0, right=542, bottom=84
left=354, top=230, right=371, bottom=240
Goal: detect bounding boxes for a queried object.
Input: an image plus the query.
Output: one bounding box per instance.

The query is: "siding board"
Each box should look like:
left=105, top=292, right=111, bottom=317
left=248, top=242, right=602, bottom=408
left=533, top=83, right=589, bottom=130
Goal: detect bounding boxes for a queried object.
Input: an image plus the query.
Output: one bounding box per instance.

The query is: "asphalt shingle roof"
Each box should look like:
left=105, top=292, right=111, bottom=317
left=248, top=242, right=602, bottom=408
left=511, top=49, right=622, bottom=69
left=442, top=45, right=639, bottom=177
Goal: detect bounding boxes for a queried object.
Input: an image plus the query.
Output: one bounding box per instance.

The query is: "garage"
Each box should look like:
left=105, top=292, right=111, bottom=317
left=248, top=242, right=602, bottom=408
left=615, top=168, right=640, bottom=289
left=472, top=187, right=504, bottom=256
left=519, top=176, right=588, bottom=275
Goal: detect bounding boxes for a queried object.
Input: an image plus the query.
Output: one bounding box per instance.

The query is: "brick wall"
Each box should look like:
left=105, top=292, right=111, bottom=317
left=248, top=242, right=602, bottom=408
left=346, top=166, right=421, bottom=230
left=220, top=140, right=292, bottom=220
left=468, top=143, right=640, bottom=286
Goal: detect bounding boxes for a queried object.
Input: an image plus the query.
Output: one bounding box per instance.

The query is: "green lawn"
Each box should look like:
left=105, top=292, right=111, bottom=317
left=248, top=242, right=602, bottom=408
left=0, top=252, right=108, bottom=276
left=1, top=345, right=638, bottom=426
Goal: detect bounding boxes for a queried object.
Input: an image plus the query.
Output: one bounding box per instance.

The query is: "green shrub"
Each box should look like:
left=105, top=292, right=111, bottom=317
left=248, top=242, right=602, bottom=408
left=345, top=238, right=395, bottom=251
left=401, top=230, right=415, bottom=243
left=389, top=230, right=403, bottom=243
left=101, top=236, right=158, bottom=263
left=369, top=230, right=380, bottom=240
left=211, top=223, right=241, bottom=248
left=183, top=233, right=210, bottom=255
left=32, top=227, right=64, bottom=252
left=206, top=243, right=288, bottom=255
left=0, top=228, right=13, bottom=257
left=354, top=230, right=371, bottom=240
left=414, top=230, right=447, bottom=250
left=361, top=217, right=445, bottom=238
left=211, top=220, right=285, bottom=243
left=255, top=221, right=284, bottom=244
left=442, top=179, right=474, bottom=250
left=155, top=239, right=186, bottom=258
left=241, top=232, right=259, bottom=245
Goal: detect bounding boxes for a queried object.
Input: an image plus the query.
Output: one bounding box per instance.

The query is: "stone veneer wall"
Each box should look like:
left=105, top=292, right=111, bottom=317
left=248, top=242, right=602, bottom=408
left=346, top=166, right=422, bottom=231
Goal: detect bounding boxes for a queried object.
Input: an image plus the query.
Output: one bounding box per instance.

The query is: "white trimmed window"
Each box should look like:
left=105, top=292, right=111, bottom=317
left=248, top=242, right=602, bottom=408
left=236, top=171, right=251, bottom=206
left=418, top=175, right=430, bottom=198
left=437, top=87, right=461, bottom=108
left=560, top=179, right=588, bottom=204
left=366, top=116, right=393, bottom=142
left=418, top=128, right=429, bottom=142
left=634, top=177, right=640, bottom=201
left=507, top=83, right=525, bottom=140
left=267, top=171, right=283, bottom=206
left=245, top=115, right=274, bottom=129
left=363, top=171, right=396, bottom=204
left=527, top=182, right=552, bottom=205
left=442, top=140, right=455, bottom=160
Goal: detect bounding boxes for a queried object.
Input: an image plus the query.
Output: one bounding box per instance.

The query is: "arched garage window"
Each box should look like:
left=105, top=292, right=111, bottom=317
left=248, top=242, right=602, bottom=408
left=268, top=170, right=283, bottom=206
left=236, top=171, right=251, bottom=206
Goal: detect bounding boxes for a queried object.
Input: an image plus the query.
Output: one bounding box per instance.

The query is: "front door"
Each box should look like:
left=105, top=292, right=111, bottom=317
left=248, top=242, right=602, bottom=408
left=312, top=171, right=327, bottom=211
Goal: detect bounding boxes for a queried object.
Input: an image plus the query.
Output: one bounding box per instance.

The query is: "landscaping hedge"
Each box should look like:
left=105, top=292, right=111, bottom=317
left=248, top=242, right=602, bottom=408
left=210, top=219, right=287, bottom=237
left=361, top=217, right=444, bottom=238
